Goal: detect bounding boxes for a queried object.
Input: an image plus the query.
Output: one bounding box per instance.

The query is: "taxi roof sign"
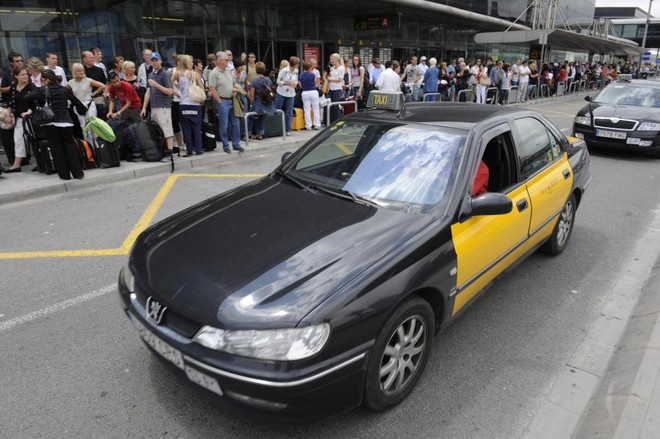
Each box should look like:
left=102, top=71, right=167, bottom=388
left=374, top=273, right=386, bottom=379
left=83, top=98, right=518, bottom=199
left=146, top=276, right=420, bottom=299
left=367, top=91, right=405, bottom=111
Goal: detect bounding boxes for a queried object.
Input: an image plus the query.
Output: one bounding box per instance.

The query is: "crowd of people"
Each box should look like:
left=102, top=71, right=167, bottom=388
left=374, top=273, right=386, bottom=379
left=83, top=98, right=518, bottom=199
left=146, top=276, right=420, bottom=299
left=0, top=46, right=646, bottom=179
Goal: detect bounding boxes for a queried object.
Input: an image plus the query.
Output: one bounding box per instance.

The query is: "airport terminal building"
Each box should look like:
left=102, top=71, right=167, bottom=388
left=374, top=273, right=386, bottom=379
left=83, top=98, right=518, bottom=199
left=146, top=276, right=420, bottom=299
left=0, top=0, right=617, bottom=72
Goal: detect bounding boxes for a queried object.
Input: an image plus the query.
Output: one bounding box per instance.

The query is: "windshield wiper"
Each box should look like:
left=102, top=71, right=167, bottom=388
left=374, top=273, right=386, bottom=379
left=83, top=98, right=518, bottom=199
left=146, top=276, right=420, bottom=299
left=275, top=170, right=316, bottom=193
left=311, top=185, right=380, bottom=207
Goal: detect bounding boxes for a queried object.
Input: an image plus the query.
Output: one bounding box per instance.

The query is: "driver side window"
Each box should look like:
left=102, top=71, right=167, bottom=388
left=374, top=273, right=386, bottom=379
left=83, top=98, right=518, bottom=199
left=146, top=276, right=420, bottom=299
left=513, top=117, right=557, bottom=179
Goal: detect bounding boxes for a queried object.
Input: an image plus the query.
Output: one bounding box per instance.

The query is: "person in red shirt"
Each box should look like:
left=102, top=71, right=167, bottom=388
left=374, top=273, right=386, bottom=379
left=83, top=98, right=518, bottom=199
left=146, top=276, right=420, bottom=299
left=107, top=71, right=142, bottom=123
left=472, top=160, right=489, bottom=196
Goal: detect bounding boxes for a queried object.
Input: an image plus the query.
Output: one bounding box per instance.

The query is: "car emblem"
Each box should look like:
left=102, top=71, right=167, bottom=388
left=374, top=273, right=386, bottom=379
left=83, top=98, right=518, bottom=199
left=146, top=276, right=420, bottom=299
left=611, top=117, right=620, bottom=124
left=146, top=297, right=167, bottom=324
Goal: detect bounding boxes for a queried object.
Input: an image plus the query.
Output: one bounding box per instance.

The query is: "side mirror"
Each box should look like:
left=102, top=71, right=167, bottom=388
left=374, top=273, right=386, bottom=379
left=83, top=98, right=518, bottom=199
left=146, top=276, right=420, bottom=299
left=281, top=152, right=293, bottom=164
left=461, top=193, right=512, bottom=222
left=584, top=96, right=592, bottom=102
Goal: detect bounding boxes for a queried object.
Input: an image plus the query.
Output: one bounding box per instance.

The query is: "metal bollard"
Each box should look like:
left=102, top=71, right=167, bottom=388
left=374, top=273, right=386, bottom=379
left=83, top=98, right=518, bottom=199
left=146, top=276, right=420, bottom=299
left=422, top=93, right=442, bottom=102
left=486, top=87, right=499, bottom=105
left=243, top=109, right=286, bottom=148
left=456, top=89, right=474, bottom=103
left=325, top=101, right=358, bottom=127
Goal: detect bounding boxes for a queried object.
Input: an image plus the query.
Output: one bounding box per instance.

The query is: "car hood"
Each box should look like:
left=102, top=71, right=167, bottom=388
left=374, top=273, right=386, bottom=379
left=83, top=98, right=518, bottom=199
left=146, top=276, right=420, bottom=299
left=579, top=102, right=660, bottom=122
left=131, top=176, right=431, bottom=329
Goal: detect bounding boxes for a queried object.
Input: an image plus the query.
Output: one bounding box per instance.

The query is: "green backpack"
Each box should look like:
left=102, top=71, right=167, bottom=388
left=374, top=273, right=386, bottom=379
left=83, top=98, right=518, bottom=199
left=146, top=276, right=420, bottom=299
left=85, top=116, right=116, bottom=142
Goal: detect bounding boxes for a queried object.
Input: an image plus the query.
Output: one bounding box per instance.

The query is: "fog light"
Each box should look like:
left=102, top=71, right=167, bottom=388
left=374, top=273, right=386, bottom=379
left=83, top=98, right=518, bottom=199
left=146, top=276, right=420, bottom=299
left=627, top=137, right=641, bottom=145
left=575, top=132, right=584, bottom=140
left=639, top=140, right=654, bottom=147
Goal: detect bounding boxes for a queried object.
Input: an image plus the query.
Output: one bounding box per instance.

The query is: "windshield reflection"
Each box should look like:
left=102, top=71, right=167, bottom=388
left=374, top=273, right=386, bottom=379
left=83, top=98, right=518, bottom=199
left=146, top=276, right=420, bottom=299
left=287, top=122, right=466, bottom=213
left=594, top=84, right=660, bottom=107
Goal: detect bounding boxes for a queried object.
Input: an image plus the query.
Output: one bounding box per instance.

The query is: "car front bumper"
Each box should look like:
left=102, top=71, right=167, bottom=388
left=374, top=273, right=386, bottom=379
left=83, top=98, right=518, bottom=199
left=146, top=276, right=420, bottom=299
left=573, top=125, right=660, bottom=154
left=118, top=274, right=370, bottom=421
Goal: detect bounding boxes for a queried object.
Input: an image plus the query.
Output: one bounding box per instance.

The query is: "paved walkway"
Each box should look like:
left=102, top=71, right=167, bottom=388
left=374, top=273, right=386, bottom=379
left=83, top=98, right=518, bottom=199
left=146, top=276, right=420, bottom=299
left=0, top=129, right=316, bottom=204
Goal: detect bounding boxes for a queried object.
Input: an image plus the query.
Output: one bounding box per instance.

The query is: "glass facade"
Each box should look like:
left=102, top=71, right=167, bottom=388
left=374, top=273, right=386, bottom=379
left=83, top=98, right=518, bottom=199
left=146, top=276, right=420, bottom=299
left=0, top=0, right=597, bottom=75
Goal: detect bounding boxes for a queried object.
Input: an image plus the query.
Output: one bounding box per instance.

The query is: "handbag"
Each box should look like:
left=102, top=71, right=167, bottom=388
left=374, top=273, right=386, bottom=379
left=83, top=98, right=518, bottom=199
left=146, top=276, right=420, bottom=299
left=0, top=105, right=15, bottom=130
left=33, top=87, right=56, bottom=126
left=188, top=71, right=207, bottom=104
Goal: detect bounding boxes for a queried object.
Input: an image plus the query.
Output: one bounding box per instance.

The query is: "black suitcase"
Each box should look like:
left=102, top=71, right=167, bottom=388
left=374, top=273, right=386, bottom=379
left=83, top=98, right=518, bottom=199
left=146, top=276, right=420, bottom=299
left=23, top=117, right=55, bottom=175
left=93, top=137, right=121, bottom=168
left=264, top=112, right=284, bottom=137
left=202, top=122, right=217, bottom=151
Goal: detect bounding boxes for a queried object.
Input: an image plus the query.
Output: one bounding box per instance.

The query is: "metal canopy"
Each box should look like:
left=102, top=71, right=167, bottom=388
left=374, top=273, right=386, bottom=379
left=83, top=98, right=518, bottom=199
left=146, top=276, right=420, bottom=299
left=474, top=28, right=642, bottom=56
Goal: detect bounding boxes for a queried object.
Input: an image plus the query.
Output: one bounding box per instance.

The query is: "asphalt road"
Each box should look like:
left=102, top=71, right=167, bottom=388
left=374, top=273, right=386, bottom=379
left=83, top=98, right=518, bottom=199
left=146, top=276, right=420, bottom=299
left=1, top=95, right=659, bottom=438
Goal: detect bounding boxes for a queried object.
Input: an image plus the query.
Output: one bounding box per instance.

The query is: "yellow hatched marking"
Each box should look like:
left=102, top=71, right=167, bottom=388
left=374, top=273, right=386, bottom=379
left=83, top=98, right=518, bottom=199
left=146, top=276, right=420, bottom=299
left=336, top=142, right=354, bottom=155
left=0, top=173, right=266, bottom=260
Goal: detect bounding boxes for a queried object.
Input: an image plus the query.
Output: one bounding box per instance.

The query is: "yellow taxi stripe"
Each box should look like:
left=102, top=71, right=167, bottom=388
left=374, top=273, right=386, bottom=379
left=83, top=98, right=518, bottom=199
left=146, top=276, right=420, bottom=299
left=0, top=248, right=128, bottom=260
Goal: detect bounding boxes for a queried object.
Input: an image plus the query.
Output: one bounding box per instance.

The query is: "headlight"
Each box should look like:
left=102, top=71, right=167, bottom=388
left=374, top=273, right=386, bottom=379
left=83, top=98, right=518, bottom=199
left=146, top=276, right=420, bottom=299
left=121, top=262, right=135, bottom=292
left=193, top=323, right=331, bottom=361
left=637, top=122, right=660, bottom=131
left=574, top=116, right=591, bottom=126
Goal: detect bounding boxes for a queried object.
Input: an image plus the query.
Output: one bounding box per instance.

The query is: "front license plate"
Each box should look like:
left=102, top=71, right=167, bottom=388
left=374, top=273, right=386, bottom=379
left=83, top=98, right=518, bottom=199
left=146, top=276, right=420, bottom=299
left=596, top=129, right=626, bottom=140
left=132, top=316, right=185, bottom=369
left=185, top=366, right=224, bottom=396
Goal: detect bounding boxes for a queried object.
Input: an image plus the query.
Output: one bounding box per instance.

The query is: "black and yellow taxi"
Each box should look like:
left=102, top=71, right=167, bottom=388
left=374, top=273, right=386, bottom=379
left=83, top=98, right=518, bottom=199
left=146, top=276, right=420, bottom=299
left=573, top=79, right=660, bottom=157
left=118, top=92, right=591, bottom=420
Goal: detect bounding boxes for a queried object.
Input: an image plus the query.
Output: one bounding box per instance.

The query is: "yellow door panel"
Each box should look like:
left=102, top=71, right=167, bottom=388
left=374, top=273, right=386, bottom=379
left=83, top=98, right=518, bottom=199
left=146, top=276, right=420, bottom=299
left=451, top=184, right=531, bottom=315
left=524, top=154, right=573, bottom=251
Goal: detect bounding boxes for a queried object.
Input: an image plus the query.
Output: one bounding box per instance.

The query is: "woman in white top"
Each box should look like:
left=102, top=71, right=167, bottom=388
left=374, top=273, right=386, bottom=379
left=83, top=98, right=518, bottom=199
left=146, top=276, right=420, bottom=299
left=172, top=54, right=205, bottom=156
left=275, top=56, right=299, bottom=136
left=67, top=63, right=105, bottom=141
left=476, top=65, right=489, bottom=104
left=169, top=55, right=185, bottom=152
left=327, top=53, right=345, bottom=124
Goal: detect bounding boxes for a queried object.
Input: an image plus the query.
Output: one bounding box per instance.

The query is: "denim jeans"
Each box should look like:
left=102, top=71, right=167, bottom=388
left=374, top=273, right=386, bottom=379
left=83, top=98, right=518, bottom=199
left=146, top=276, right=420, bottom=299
left=217, top=99, right=241, bottom=149
left=329, top=89, right=343, bottom=124
left=275, top=93, right=294, bottom=133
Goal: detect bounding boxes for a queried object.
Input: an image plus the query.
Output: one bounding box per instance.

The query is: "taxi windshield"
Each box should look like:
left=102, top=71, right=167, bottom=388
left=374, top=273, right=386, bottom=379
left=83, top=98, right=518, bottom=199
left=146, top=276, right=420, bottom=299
left=594, top=84, right=660, bottom=107
left=283, top=121, right=466, bottom=213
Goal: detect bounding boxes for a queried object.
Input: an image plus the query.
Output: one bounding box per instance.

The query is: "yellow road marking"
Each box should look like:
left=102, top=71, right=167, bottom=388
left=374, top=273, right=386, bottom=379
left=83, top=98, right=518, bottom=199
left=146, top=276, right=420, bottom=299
left=0, top=173, right=266, bottom=260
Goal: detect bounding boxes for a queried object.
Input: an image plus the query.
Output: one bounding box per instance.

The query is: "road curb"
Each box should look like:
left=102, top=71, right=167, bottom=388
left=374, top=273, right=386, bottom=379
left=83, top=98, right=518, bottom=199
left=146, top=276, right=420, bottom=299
left=0, top=136, right=310, bottom=205
left=523, top=206, right=660, bottom=438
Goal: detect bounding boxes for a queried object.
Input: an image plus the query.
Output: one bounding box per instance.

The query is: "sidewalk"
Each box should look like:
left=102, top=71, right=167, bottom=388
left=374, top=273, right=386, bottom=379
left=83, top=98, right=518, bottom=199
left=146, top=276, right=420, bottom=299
left=0, top=129, right=317, bottom=204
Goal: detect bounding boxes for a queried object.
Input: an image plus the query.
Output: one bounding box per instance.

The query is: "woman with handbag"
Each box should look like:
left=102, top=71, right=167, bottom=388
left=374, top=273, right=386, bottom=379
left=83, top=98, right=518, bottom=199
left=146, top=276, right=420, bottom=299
left=275, top=56, right=299, bottom=136
left=67, top=63, right=105, bottom=143
left=172, top=54, right=206, bottom=156
left=476, top=65, right=490, bottom=104
left=24, top=69, right=88, bottom=180
left=4, top=67, right=36, bottom=172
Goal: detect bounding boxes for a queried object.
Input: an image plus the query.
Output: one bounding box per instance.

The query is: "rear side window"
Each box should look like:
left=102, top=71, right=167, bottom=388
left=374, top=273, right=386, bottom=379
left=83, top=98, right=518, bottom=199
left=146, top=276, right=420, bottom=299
left=513, top=117, right=559, bottom=179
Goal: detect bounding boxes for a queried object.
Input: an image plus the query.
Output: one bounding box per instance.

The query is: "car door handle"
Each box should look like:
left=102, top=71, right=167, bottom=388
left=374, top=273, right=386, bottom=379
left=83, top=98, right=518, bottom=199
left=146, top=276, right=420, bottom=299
left=517, top=198, right=528, bottom=212
left=563, top=169, right=571, bottom=179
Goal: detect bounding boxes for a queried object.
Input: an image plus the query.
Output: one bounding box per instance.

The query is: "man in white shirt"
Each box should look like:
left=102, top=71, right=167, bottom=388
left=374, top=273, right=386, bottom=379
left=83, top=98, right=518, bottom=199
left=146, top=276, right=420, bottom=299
left=376, top=61, right=402, bottom=92
left=517, top=60, right=531, bottom=102
left=137, top=48, right=152, bottom=88
left=511, top=59, right=521, bottom=88
left=44, top=52, right=67, bottom=86
left=367, top=58, right=385, bottom=88
left=418, top=56, right=429, bottom=74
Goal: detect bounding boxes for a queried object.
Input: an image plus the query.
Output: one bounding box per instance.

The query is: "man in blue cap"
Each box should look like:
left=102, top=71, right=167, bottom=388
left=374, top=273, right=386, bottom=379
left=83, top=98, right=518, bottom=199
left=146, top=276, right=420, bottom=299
left=140, top=52, right=175, bottom=154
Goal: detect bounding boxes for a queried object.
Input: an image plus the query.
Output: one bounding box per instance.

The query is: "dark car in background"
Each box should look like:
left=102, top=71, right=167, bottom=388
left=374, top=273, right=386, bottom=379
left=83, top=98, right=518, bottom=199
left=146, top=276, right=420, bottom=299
left=118, top=94, right=591, bottom=421
left=573, top=79, right=660, bottom=158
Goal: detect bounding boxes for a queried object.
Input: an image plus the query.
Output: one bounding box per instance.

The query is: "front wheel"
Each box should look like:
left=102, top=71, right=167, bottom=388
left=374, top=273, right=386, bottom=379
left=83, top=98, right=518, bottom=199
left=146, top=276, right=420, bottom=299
left=363, top=297, right=434, bottom=412
left=541, top=193, right=576, bottom=255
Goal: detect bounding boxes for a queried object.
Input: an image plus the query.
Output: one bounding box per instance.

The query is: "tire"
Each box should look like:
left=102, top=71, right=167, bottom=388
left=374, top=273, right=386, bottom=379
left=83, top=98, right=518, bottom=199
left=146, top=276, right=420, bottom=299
left=541, top=193, right=576, bottom=256
left=363, top=297, right=434, bottom=411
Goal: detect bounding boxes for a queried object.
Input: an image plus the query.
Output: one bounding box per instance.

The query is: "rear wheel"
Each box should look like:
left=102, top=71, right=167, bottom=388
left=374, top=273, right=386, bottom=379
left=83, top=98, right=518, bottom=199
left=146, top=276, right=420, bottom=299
left=541, top=193, right=576, bottom=255
left=363, top=297, right=434, bottom=411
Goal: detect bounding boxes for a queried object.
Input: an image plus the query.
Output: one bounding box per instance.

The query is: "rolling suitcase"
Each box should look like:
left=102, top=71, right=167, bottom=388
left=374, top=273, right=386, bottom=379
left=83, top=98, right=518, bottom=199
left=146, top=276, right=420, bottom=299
left=202, top=122, right=217, bottom=151
left=23, top=117, right=55, bottom=175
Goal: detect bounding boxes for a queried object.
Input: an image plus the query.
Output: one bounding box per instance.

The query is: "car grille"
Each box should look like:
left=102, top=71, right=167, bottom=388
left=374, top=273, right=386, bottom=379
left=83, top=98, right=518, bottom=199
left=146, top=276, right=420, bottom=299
left=134, top=287, right=203, bottom=338
left=594, top=117, right=638, bottom=131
